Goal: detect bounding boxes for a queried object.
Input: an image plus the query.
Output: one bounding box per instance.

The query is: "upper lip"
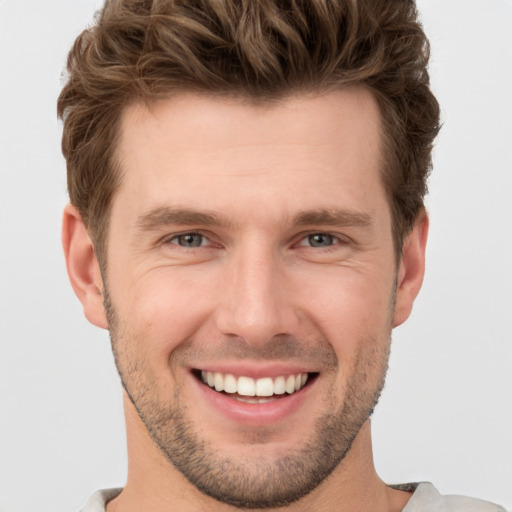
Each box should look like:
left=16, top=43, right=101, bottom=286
left=190, top=363, right=315, bottom=379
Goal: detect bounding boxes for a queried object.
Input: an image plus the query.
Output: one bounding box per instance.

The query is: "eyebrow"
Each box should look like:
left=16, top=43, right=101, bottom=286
left=292, top=208, right=373, bottom=228
left=135, top=206, right=373, bottom=232
left=136, top=207, right=234, bottom=232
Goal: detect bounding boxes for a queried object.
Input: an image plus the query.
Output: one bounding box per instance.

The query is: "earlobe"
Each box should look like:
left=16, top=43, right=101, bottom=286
left=393, top=212, right=429, bottom=328
left=62, top=204, right=108, bottom=329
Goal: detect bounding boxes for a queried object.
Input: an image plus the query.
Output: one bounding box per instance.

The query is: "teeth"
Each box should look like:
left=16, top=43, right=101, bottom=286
left=238, top=376, right=255, bottom=396
left=224, top=374, right=237, bottom=393
left=200, top=371, right=309, bottom=397
left=255, top=377, right=274, bottom=397
left=274, top=376, right=286, bottom=395
left=234, top=396, right=276, bottom=404
left=285, top=375, right=295, bottom=394
left=214, top=372, right=224, bottom=392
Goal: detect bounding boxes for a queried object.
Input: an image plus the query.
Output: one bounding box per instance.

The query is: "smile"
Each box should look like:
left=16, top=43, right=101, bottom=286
left=199, top=371, right=311, bottom=403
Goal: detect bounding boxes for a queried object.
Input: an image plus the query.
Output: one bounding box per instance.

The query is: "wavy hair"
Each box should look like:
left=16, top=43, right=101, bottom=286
left=58, top=0, right=440, bottom=263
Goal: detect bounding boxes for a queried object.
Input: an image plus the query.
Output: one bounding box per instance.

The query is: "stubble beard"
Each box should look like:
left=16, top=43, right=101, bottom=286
left=104, top=289, right=391, bottom=509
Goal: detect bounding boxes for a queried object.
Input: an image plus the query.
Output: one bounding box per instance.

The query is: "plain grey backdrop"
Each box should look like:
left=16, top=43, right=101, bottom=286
left=1, top=1, right=511, bottom=510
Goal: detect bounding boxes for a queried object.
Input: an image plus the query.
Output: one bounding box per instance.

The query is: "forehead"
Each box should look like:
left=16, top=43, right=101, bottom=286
left=119, top=87, right=381, bottom=158
left=113, top=88, right=385, bottom=222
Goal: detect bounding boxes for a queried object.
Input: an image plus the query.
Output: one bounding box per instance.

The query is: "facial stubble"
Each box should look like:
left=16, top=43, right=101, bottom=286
left=104, top=288, right=392, bottom=509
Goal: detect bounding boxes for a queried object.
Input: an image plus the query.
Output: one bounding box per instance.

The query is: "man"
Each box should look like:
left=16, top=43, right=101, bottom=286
left=57, top=1, right=505, bottom=511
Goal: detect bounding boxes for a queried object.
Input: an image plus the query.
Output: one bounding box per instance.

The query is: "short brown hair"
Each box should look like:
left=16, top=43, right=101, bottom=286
left=58, top=0, right=440, bottom=264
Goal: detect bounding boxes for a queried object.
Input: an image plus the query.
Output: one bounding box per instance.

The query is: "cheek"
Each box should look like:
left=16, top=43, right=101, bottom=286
left=303, top=271, right=394, bottom=407
left=297, top=266, right=395, bottom=355
left=110, top=267, right=216, bottom=358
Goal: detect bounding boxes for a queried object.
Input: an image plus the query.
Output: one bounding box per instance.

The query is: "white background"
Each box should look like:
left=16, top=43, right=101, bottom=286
left=0, top=1, right=511, bottom=510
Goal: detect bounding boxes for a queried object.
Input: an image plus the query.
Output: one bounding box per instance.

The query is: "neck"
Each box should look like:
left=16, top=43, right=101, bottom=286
left=107, top=394, right=411, bottom=512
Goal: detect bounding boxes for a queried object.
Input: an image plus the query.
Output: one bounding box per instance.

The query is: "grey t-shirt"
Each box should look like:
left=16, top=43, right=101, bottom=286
left=80, top=483, right=506, bottom=511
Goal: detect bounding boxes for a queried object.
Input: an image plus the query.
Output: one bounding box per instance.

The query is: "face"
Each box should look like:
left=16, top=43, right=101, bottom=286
left=103, top=88, right=399, bottom=507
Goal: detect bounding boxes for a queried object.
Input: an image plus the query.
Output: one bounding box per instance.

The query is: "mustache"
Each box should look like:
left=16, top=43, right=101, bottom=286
left=173, top=334, right=339, bottom=370
left=103, top=288, right=339, bottom=370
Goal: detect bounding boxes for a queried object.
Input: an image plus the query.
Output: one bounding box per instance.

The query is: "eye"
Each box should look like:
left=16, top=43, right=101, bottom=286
left=299, top=233, right=338, bottom=248
left=169, top=233, right=207, bottom=248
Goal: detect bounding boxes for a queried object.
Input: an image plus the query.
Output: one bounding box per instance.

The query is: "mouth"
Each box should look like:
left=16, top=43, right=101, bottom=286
left=193, top=369, right=318, bottom=404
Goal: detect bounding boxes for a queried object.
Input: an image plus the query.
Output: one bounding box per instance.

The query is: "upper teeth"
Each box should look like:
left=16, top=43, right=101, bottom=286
left=201, top=371, right=308, bottom=397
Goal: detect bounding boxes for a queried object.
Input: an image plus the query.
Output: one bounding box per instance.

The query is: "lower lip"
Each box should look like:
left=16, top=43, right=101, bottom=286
left=192, top=374, right=315, bottom=426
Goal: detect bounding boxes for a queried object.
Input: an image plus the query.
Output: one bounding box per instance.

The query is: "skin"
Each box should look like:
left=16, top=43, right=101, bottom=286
left=63, top=87, right=428, bottom=512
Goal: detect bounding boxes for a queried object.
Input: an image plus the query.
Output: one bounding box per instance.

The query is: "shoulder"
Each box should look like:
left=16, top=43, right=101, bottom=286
left=401, top=483, right=507, bottom=512
left=79, top=488, right=122, bottom=512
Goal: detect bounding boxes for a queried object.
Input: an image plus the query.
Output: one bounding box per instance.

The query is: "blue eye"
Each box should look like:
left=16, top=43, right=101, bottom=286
left=305, top=233, right=336, bottom=247
left=171, top=233, right=205, bottom=248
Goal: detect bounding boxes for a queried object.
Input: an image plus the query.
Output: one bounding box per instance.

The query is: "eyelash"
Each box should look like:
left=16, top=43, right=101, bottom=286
left=296, top=233, right=344, bottom=249
left=165, top=232, right=214, bottom=248
left=163, top=231, right=348, bottom=250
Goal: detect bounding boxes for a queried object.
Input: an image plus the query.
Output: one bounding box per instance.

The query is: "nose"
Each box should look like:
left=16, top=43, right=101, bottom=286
left=214, top=241, right=297, bottom=347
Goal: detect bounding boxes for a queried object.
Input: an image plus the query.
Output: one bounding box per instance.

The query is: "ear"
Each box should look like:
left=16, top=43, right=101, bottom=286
left=62, top=204, right=108, bottom=329
left=393, top=211, right=429, bottom=328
